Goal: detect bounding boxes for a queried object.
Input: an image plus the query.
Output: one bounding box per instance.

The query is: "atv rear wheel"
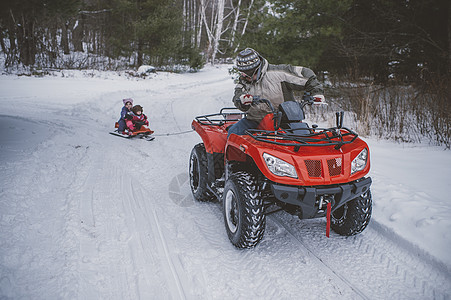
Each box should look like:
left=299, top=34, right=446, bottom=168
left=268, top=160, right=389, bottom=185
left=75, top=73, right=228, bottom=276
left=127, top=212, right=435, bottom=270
left=331, top=190, right=372, bottom=236
left=189, top=143, right=214, bottom=202
left=223, top=171, right=266, bottom=248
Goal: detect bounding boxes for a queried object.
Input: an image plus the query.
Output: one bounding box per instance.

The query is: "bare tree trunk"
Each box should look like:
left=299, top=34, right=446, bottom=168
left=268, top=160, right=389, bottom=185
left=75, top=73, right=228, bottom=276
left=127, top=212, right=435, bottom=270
left=230, top=0, right=242, bottom=46
left=183, top=0, right=187, bottom=46
left=61, top=20, right=70, bottom=55
left=234, top=0, right=253, bottom=52
left=137, top=45, right=143, bottom=66
left=191, top=0, right=197, bottom=45
left=184, top=0, right=197, bottom=47
left=0, top=30, right=6, bottom=53
left=72, top=17, right=84, bottom=52
left=211, top=0, right=225, bottom=64
left=196, top=0, right=203, bottom=48
left=200, top=0, right=214, bottom=61
left=5, top=17, right=17, bottom=66
left=17, top=13, right=36, bottom=66
left=241, top=0, right=253, bottom=36
left=48, top=23, right=58, bottom=67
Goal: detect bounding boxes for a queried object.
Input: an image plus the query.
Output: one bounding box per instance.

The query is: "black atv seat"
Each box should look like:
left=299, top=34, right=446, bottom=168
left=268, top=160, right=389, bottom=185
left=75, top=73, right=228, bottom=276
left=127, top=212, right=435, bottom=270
left=279, top=101, right=305, bottom=122
left=278, top=101, right=310, bottom=135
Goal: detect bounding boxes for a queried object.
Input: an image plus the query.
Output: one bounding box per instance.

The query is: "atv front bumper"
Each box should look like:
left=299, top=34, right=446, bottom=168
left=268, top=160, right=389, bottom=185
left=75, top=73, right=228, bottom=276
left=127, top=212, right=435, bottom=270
left=270, top=177, right=372, bottom=219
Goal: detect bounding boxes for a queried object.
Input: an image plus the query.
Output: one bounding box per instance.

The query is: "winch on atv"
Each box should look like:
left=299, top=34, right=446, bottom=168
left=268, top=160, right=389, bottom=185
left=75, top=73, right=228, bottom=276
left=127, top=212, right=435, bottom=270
left=189, top=94, right=372, bottom=249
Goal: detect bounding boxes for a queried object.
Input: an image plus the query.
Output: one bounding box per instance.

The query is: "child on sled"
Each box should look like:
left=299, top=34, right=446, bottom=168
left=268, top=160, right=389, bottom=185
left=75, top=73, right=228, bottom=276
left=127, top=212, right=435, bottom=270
left=117, top=98, right=134, bottom=134
left=124, top=105, right=150, bottom=133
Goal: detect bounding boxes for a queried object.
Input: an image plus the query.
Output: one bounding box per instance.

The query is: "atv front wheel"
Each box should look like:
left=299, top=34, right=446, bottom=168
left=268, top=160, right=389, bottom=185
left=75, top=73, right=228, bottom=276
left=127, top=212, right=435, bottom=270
left=223, top=171, right=266, bottom=248
left=189, top=143, right=214, bottom=202
left=331, top=190, right=372, bottom=236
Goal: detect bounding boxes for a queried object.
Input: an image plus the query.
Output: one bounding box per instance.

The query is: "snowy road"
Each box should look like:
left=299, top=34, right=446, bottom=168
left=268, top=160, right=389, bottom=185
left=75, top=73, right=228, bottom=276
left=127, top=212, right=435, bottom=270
left=0, top=66, right=450, bottom=299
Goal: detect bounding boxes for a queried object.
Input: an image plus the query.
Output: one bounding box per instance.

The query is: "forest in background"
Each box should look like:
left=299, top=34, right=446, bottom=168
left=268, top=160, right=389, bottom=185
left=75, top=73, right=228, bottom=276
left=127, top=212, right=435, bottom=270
left=0, top=0, right=449, bottom=147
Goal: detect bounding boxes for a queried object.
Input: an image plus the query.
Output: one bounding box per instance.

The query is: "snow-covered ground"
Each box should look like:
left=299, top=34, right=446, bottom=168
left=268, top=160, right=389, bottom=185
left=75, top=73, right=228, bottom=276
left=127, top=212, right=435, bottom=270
left=0, top=65, right=450, bottom=299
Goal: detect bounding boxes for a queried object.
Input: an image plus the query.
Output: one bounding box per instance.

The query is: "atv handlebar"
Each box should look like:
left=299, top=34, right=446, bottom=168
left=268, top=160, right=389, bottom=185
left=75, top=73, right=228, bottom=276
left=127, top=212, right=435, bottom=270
left=301, top=92, right=316, bottom=107
left=250, top=97, right=275, bottom=112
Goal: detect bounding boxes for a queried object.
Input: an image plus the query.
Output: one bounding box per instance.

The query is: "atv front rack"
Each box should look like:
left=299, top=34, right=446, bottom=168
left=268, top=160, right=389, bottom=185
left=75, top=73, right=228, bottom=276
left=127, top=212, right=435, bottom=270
left=246, top=126, right=358, bottom=151
left=195, top=107, right=245, bottom=126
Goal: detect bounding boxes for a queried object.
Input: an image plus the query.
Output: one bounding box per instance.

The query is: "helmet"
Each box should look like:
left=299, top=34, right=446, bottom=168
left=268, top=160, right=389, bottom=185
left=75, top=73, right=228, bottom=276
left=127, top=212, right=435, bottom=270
left=123, top=98, right=133, bottom=105
left=236, top=48, right=262, bottom=77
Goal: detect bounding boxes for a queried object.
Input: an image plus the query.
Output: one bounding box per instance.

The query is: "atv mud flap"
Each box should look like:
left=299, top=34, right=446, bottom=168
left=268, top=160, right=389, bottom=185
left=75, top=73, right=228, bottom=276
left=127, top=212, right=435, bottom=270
left=270, top=177, right=372, bottom=219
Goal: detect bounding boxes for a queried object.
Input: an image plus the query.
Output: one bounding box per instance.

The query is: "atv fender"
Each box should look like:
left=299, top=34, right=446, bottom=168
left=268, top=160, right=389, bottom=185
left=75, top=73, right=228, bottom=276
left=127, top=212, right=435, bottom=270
left=225, top=134, right=268, bottom=175
left=191, top=120, right=227, bottom=154
left=225, top=134, right=254, bottom=163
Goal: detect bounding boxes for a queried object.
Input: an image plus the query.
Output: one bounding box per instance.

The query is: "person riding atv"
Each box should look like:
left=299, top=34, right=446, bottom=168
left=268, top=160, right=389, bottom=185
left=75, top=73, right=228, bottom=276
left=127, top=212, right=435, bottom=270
left=189, top=49, right=372, bottom=249
left=228, top=48, right=326, bottom=137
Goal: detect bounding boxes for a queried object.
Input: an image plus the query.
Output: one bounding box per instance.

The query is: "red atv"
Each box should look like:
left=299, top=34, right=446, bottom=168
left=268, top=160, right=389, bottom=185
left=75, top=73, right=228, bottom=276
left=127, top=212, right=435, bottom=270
left=189, top=94, right=372, bottom=248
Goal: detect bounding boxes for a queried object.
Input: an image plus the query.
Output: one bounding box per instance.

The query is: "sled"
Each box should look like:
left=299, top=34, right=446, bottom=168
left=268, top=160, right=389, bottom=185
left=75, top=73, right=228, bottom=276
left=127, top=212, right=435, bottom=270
left=110, top=122, right=155, bottom=141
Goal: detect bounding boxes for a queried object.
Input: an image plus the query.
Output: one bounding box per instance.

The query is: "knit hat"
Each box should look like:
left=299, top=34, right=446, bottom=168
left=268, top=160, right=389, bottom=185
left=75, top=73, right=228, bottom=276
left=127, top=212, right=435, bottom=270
left=132, top=105, right=143, bottom=114
left=123, top=98, right=133, bottom=105
left=236, top=48, right=262, bottom=76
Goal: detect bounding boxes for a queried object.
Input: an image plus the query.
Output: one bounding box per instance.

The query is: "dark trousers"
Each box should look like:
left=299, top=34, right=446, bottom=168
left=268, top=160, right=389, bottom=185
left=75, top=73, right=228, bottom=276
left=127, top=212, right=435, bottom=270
left=118, top=119, right=126, bottom=132
left=227, top=117, right=259, bottom=138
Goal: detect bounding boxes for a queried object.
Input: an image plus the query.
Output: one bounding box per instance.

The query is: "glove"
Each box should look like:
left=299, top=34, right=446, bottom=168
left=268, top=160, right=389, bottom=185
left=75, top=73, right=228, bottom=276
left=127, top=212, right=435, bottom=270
left=239, top=94, right=253, bottom=105
left=312, top=94, right=327, bottom=105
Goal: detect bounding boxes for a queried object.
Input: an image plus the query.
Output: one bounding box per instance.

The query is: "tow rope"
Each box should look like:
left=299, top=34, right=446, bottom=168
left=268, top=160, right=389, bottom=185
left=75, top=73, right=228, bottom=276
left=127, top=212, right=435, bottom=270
left=326, top=202, right=331, bottom=238
left=153, top=129, right=194, bottom=137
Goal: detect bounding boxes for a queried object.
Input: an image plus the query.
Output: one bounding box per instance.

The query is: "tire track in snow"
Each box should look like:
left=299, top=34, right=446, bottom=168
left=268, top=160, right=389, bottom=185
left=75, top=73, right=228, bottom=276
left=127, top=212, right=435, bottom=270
left=190, top=203, right=288, bottom=298
left=188, top=202, right=356, bottom=299
left=271, top=213, right=451, bottom=300
left=75, top=149, right=143, bottom=300
left=269, top=215, right=369, bottom=299
left=185, top=197, right=450, bottom=299
left=126, top=181, right=189, bottom=300
left=109, top=163, right=161, bottom=299
left=74, top=141, right=181, bottom=299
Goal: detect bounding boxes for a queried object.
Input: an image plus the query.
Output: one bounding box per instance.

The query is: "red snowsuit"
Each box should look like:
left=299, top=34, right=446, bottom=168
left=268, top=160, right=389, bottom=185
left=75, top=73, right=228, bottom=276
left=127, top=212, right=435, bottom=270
left=125, top=113, right=149, bottom=131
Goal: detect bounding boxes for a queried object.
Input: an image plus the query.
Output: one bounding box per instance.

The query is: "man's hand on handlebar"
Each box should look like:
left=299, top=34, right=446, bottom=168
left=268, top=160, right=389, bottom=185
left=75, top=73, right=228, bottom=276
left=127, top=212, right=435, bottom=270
left=312, top=94, right=327, bottom=105
left=303, top=92, right=327, bottom=106
left=239, top=94, right=253, bottom=105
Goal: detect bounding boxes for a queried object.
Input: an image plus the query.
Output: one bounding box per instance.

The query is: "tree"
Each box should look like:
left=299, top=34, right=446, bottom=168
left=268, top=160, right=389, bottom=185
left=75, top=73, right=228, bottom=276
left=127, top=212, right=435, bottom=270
left=239, top=0, right=351, bottom=68
left=324, top=0, right=450, bottom=82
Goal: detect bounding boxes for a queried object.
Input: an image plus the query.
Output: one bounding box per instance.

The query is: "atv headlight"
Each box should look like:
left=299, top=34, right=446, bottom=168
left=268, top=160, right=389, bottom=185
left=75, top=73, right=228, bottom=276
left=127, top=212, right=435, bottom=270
left=351, top=148, right=368, bottom=174
left=263, top=153, right=297, bottom=178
